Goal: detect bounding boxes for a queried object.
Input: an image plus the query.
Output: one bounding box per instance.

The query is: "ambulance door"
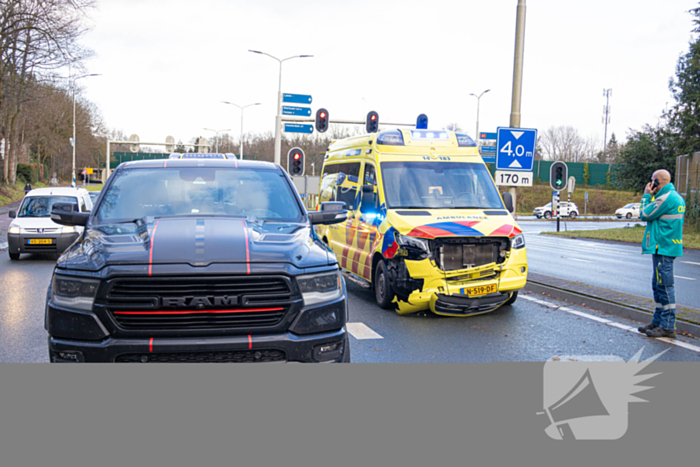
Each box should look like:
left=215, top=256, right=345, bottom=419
left=355, top=162, right=380, bottom=281
left=321, top=162, right=361, bottom=273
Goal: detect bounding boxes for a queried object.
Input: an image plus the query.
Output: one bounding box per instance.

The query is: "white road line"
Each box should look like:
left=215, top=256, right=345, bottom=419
left=569, top=258, right=593, bottom=263
left=675, top=276, right=697, bottom=281
left=526, top=241, right=634, bottom=256
left=347, top=322, right=383, bottom=340
left=0, top=242, right=7, bottom=251
left=682, top=261, right=700, bottom=266
left=520, top=294, right=700, bottom=353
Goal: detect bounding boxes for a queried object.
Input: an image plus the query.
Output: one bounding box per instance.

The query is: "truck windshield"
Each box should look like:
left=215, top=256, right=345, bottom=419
left=95, top=167, right=303, bottom=224
left=380, top=161, right=505, bottom=210
left=18, top=196, right=78, bottom=217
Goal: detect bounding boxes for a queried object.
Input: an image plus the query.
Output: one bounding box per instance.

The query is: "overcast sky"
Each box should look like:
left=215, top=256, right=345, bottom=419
left=76, top=0, right=699, bottom=150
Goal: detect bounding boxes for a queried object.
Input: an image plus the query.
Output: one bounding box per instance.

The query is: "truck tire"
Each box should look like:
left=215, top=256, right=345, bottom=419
left=9, top=252, right=19, bottom=260
left=374, top=260, right=395, bottom=309
left=342, top=335, right=351, bottom=362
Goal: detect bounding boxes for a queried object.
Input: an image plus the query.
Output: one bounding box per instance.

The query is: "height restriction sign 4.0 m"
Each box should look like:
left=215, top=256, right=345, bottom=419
left=496, top=127, right=537, bottom=171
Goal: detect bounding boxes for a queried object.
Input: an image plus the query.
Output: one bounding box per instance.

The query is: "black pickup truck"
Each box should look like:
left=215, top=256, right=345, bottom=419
left=45, top=158, right=350, bottom=362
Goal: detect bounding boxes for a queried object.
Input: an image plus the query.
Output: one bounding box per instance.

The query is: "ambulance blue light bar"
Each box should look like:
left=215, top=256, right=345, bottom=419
left=410, top=130, right=449, bottom=140
left=455, top=133, right=477, bottom=147
left=180, top=153, right=227, bottom=159
left=376, top=130, right=405, bottom=146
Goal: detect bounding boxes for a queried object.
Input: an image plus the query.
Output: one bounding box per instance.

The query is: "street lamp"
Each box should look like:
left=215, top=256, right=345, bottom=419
left=222, top=101, right=261, bottom=160
left=203, top=128, right=231, bottom=153
left=71, top=73, right=100, bottom=187
left=469, top=89, right=490, bottom=142
left=248, top=50, right=313, bottom=166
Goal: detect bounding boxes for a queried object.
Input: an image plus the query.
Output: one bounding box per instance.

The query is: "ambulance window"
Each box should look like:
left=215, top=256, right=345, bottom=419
left=363, top=164, right=377, bottom=187
left=319, top=162, right=361, bottom=210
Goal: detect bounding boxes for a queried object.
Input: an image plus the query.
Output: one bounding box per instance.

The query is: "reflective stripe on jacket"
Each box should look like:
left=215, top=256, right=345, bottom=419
left=640, top=183, right=685, bottom=257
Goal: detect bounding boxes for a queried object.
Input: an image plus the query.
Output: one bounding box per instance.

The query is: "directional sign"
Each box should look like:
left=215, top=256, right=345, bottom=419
left=283, top=93, right=312, bottom=105
left=495, top=170, right=533, bottom=187
left=496, top=127, right=537, bottom=171
left=284, top=123, right=314, bottom=134
left=479, top=132, right=497, bottom=140
left=480, top=155, right=496, bottom=164
left=283, top=106, right=312, bottom=116
left=480, top=146, right=496, bottom=154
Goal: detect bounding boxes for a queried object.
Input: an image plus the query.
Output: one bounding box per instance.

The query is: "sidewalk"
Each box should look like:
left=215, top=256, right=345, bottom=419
left=526, top=272, right=700, bottom=333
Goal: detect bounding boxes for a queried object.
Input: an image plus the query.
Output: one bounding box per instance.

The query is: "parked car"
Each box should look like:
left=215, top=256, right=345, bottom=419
left=533, top=202, right=579, bottom=219
left=7, top=187, right=92, bottom=260
left=615, top=203, right=640, bottom=219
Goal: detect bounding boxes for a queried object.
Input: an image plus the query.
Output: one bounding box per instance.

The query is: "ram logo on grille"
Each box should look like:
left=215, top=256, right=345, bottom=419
left=161, top=296, right=239, bottom=307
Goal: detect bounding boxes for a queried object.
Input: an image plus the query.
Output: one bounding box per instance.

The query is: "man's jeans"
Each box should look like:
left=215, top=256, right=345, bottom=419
left=651, top=254, right=676, bottom=330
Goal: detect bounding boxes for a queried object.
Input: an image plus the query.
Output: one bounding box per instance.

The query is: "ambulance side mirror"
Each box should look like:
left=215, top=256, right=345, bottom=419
left=502, top=192, right=515, bottom=214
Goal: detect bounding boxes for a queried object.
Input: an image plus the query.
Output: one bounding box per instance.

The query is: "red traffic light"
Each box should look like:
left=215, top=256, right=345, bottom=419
left=320, top=112, right=326, bottom=119
left=294, top=153, right=301, bottom=160
left=371, top=115, right=376, bottom=121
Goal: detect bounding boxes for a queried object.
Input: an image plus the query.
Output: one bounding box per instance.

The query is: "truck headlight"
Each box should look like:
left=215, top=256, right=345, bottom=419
left=298, top=271, right=342, bottom=306
left=51, top=275, right=99, bottom=311
left=9, top=225, right=20, bottom=234
left=62, top=226, right=76, bottom=234
left=511, top=234, right=526, bottom=249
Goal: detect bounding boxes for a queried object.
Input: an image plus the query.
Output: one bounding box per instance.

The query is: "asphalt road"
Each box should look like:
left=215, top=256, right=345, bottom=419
left=1, top=250, right=699, bottom=363
left=518, top=220, right=700, bottom=310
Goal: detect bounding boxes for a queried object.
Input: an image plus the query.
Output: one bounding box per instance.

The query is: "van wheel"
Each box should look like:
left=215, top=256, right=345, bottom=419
left=504, top=292, right=518, bottom=306
left=374, top=260, right=395, bottom=309
left=9, top=252, right=19, bottom=260
left=544, top=211, right=552, bottom=219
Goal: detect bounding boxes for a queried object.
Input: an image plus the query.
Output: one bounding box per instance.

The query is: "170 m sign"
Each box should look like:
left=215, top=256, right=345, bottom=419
left=495, top=170, right=533, bottom=187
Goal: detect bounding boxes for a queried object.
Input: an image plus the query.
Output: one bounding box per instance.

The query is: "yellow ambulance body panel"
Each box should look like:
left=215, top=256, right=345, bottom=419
left=316, top=128, right=527, bottom=316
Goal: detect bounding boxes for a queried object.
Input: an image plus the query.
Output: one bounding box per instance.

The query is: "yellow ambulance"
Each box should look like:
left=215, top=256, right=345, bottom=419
left=315, top=128, right=527, bottom=316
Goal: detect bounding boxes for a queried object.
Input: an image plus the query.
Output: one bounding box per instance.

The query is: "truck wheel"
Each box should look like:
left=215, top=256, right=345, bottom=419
left=8, top=252, right=19, bottom=260
left=374, top=260, right=395, bottom=309
left=504, top=292, right=518, bottom=306
left=544, top=211, right=551, bottom=219
left=342, top=335, right=351, bottom=362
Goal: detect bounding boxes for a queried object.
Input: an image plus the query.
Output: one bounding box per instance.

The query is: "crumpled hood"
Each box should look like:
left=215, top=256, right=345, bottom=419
left=57, top=217, right=334, bottom=271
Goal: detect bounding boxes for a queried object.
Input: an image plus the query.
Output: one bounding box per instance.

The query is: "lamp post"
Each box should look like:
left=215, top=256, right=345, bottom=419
left=469, top=89, right=490, bottom=142
left=248, top=50, right=313, bottom=166
left=222, top=101, right=261, bottom=159
left=203, top=128, right=231, bottom=154
left=71, top=73, right=100, bottom=187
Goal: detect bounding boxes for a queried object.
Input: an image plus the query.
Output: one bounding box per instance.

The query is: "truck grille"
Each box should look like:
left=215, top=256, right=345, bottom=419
left=103, top=276, right=294, bottom=330
left=115, top=349, right=287, bottom=363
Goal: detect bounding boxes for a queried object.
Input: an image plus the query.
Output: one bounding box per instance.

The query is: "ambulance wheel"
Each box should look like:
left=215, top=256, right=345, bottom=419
left=374, top=260, right=395, bottom=310
left=504, top=292, right=518, bottom=306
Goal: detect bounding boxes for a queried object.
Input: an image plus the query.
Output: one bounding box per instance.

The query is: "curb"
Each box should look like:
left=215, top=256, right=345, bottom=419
left=524, top=280, right=700, bottom=338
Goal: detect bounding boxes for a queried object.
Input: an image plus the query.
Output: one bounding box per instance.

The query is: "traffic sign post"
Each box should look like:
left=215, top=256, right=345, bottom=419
left=496, top=127, right=537, bottom=171
left=552, top=191, right=561, bottom=232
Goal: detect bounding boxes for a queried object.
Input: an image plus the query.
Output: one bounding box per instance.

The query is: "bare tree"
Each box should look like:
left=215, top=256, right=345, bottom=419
left=540, top=125, right=593, bottom=162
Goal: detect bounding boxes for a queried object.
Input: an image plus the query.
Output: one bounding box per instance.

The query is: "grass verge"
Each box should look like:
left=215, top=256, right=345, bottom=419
left=544, top=225, right=700, bottom=250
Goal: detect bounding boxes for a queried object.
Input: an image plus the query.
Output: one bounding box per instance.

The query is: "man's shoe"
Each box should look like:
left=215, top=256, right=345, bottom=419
left=638, top=323, right=658, bottom=334
left=646, top=327, right=676, bottom=339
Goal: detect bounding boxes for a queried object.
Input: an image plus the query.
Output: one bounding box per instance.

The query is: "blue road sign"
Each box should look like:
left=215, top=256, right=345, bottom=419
left=481, top=155, right=496, bottom=163
left=282, top=106, right=312, bottom=116
left=479, top=132, right=497, bottom=140
left=480, top=146, right=496, bottom=154
left=284, top=123, right=314, bottom=134
left=283, top=93, right=312, bottom=104
left=496, top=127, right=537, bottom=171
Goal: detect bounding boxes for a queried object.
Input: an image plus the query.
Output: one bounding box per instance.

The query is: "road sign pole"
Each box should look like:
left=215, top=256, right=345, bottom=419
left=508, top=0, right=527, bottom=221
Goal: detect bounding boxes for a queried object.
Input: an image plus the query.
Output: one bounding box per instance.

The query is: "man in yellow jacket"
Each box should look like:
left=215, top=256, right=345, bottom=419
left=637, top=169, right=686, bottom=339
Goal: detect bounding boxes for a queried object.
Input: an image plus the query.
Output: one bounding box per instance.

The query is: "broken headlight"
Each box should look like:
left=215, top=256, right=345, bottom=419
left=395, top=233, right=430, bottom=260
left=511, top=234, right=526, bottom=249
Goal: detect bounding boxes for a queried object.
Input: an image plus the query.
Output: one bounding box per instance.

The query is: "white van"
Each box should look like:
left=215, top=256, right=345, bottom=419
left=7, top=187, right=92, bottom=260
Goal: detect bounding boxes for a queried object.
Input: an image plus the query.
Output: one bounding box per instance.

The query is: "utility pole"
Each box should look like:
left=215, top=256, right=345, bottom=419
left=602, top=88, right=612, bottom=162
left=508, top=0, right=527, bottom=213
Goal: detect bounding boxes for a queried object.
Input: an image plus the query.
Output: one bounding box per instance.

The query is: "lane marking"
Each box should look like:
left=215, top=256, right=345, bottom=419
left=682, top=261, right=700, bottom=266
left=347, top=322, right=383, bottom=340
left=675, top=276, right=696, bottom=281
left=569, top=258, right=593, bottom=263
left=0, top=242, right=7, bottom=251
left=526, top=241, right=634, bottom=256
left=520, top=294, right=700, bottom=353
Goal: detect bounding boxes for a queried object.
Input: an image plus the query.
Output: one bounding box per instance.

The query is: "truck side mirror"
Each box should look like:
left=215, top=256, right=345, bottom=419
left=502, top=192, right=515, bottom=214
left=310, top=202, right=348, bottom=225
left=51, top=203, right=89, bottom=227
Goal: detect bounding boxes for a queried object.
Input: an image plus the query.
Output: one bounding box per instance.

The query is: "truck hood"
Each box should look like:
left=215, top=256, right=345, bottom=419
left=384, top=209, right=522, bottom=239
left=57, top=217, right=334, bottom=271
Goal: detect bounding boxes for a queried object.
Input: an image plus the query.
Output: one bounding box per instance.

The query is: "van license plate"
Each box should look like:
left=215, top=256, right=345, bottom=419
left=28, top=239, right=53, bottom=245
left=461, top=284, right=497, bottom=296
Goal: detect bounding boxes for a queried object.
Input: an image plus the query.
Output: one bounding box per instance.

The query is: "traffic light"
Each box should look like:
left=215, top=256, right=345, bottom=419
left=416, top=114, right=428, bottom=129
left=366, top=111, right=379, bottom=133
left=288, top=147, right=305, bottom=176
left=315, top=108, right=329, bottom=133
left=550, top=161, right=568, bottom=191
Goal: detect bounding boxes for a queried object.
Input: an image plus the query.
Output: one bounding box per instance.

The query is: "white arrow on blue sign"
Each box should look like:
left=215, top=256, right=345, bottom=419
left=283, top=94, right=312, bottom=104
left=284, top=123, right=314, bottom=134
left=496, top=127, right=537, bottom=171
left=282, top=106, right=312, bottom=117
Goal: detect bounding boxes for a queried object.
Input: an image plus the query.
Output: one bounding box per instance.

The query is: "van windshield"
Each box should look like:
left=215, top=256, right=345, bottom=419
left=380, top=161, right=504, bottom=210
left=94, top=167, right=302, bottom=224
left=18, top=196, right=78, bottom=217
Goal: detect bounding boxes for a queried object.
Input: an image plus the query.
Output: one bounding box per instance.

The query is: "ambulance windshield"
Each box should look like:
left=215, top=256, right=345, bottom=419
left=380, top=161, right=504, bottom=210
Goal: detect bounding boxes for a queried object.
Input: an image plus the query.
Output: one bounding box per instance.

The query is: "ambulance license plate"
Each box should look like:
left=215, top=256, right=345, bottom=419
left=28, top=239, right=53, bottom=245
left=461, top=284, right=497, bottom=297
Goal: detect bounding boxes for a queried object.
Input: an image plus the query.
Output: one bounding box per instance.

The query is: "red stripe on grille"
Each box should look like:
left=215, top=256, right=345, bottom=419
left=248, top=334, right=252, bottom=349
left=148, top=220, right=160, bottom=276
left=149, top=337, right=154, bottom=352
left=114, top=307, right=285, bottom=315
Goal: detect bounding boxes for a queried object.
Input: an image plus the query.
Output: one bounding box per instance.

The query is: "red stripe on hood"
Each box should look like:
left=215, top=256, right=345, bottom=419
left=242, top=220, right=250, bottom=274
left=406, top=225, right=456, bottom=239
left=148, top=220, right=160, bottom=276
left=489, top=224, right=514, bottom=237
